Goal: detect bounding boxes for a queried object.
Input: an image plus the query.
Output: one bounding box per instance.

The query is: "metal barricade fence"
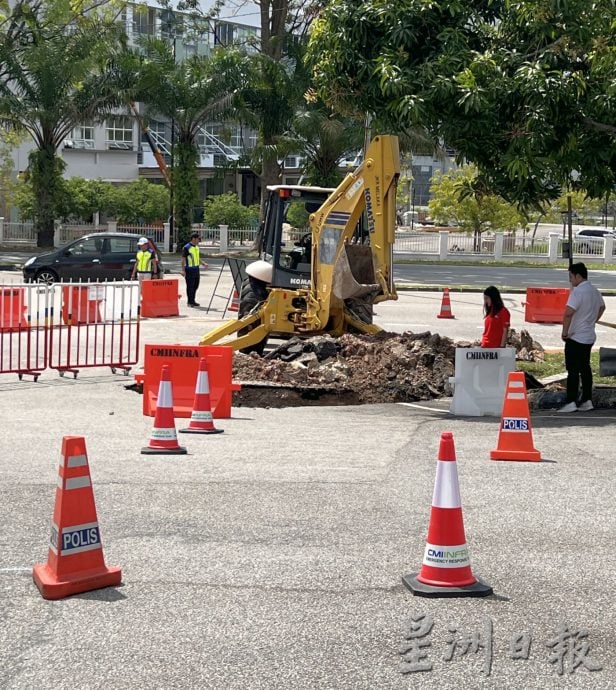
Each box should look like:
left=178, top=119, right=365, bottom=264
left=0, top=281, right=140, bottom=380
left=0, top=283, right=49, bottom=380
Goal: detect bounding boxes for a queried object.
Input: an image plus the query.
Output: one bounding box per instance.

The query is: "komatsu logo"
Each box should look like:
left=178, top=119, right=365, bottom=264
left=365, top=188, right=375, bottom=233
left=466, top=351, right=499, bottom=360
left=289, top=277, right=309, bottom=286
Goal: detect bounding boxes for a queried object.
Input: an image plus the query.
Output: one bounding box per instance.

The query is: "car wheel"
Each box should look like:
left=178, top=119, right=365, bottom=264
left=35, top=268, right=59, bottom=284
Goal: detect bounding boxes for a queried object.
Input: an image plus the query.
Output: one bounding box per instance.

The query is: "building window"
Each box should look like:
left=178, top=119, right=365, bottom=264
left=106, top=116, right=134, bottom=150
left=132, top=6, right=156, bottom=35
left=68, top=124, right=95, bottom=149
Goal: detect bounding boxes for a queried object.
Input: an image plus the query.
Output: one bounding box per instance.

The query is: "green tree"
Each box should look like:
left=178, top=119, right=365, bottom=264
left=429, top=166, right=526, bottom=249
left=108, top=178, right=170, bottom=223
left=203, top=192, right=259, bottom=227
left=0, top=1, right=127, bottom=246
left=309, top=0, right=616, bottom=208
left=133, top=38, right=245, bottom=249
left=0, top=126, right=23, bottom=218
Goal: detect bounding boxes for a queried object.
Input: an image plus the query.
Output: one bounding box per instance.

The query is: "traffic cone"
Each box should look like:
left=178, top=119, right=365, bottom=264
left=402, top=432, right=492, bottom=598
left=32, top=436, right=122, bottom=600
left=228, top=289, right=240, bottom=312
left=180, top=357, right=224, bottom=435
left=436, top=288, right=455, bottom=319
left=490, top=371, right=541, bottom=462
left=141, top=364, right=187, bottom=454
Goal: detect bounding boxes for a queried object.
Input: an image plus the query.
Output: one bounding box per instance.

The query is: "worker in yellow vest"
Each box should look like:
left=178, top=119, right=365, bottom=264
left=131, top=237, right=158, bottom=282
left=181, top=232, right=206, bottom=306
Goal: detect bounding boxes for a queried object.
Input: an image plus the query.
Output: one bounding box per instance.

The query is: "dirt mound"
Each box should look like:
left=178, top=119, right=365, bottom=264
left=232, top=329, right=544, bottom=407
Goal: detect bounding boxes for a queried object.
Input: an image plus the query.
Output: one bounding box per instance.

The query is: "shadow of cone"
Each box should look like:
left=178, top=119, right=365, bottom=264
left=142, top=364, right=187, bottom=454
left=402, top=432, right=492, bottom=598
left=33, top=436, right=122, bottom=600
left=180, top=357, right=224, bottom=434
left=491, top=371, right=541, bottom=461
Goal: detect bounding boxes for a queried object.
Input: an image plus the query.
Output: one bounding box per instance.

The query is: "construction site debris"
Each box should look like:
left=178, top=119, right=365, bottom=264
left=232, top=329, right=545, bottom=407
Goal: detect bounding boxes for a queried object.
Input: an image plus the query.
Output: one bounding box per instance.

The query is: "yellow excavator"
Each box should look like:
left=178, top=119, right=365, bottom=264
left=200, top=135, right=400, bottom=354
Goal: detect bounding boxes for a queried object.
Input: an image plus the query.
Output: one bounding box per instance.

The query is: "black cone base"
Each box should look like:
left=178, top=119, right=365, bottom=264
left=141, top=446, right=187, bottom=455
left=179, top=427, right=224, bottom=434
left=402, top=572, right=493, bottom=598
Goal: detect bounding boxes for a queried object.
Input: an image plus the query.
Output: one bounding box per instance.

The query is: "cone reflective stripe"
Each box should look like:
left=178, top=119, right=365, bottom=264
left=228, top=289, right=240, bottom=312
left=180, top=357, right=224, bottom=435
left=490, top=371, right=541, bottom=462
left=142, top=364, right=187, bottom=454
left=403, top=432, right=492, bottom=598
left=437, top=288, right=455, bottom=319
left=32, top=436, right=122, bottom=600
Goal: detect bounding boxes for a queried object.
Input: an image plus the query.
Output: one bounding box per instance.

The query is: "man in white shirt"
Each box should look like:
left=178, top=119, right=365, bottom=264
left=559, top=262, right=606, bottom=412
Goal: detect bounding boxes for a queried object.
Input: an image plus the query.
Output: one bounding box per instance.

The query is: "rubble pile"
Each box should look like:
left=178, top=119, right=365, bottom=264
left=232, top=329, right=545, bottom=406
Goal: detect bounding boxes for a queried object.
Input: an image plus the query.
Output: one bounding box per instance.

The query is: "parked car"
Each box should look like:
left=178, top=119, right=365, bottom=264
left=22, top=233, right=164, bottom=283
left=574, top=228, right=616, bottom=255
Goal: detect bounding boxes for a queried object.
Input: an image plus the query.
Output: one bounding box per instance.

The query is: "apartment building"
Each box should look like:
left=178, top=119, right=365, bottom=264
left=8, top=0, right=294, bottom=219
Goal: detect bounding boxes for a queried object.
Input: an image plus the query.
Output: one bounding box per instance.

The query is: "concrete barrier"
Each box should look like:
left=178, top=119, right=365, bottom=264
left=449, top=347, right=516, bottom=416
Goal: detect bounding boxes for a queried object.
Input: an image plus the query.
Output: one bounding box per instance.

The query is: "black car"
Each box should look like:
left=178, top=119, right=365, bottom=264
left=22, top=233, right=164, bottom=283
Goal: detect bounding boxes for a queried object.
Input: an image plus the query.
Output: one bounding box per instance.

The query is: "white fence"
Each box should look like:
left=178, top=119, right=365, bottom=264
left=3, top=217, right=615, bottom=264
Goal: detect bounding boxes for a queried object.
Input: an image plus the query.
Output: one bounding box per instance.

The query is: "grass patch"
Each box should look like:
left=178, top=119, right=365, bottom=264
left=517, top=351, right=616, bottom=385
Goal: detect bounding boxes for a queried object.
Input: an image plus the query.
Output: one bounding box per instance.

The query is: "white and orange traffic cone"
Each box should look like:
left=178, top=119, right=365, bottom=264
left=180, top=357, right=224, bottom=435
left=402, top=431, right=492, bottom=597
left=228, top=289, right=240, bottom=312
left=491, top=371, right=541, bottom=462
left=33, top=436, right=122, bottom=600
left=142, top=364, right=187, bottom=454
left=437, top=288, right=455, bottom=319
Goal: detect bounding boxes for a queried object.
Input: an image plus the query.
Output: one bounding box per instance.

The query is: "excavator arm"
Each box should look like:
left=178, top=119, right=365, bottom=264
left=302, top=135, right=400, bottom=332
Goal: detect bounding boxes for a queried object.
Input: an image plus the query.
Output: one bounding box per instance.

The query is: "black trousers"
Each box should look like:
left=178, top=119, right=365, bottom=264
left=185, top=269, right=200, bottom=304
left=564, top=338, right=593, bottom=403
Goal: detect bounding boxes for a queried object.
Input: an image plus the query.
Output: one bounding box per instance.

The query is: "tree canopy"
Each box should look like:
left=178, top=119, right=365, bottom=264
left=309, top=0, right=616, bottom=208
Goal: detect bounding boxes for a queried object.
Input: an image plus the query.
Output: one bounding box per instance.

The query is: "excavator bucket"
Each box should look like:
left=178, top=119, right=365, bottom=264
left=332, top=244, right=380, bottom=300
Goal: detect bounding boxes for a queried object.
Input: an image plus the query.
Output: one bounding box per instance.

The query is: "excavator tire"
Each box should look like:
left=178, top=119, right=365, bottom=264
left=238, top=276, right=268, bottom=355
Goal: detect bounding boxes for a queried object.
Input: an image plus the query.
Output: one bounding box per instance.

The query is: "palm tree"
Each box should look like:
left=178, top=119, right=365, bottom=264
left=0, top=1, right=126, bottom=247
left=133, top=39, right=245, bottom=249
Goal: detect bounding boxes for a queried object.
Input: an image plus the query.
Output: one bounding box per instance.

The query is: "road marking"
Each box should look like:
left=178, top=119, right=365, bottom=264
left=397, top=402, right=450, bottom=413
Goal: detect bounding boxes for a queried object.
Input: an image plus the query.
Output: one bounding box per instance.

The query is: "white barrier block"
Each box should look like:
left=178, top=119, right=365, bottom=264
left=449, top=347, right=516, bottom=416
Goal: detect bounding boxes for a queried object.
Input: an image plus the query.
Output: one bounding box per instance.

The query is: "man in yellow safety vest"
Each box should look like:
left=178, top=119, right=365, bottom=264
left=181, top=232, right=206, bottom=306
left=131, top=237, right=158, bottom=282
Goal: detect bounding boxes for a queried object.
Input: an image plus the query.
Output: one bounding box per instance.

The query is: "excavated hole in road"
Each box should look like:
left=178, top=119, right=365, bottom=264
left=231, top=329, right=548, bottom=408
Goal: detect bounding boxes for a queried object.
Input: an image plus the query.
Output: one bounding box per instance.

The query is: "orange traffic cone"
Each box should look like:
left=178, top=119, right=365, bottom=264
left=32, top=436, right=122, bottom=600
left=180, top=357, right=224, bottom=435
left=437, top=288, right=455, bottom=319
left=142, top=364, right=187, bottom=454
left=228, top=289, right=240, bottom=312
left=402, top=432, right=492, bottom=597
left=490, top=371, right=541, bottom=462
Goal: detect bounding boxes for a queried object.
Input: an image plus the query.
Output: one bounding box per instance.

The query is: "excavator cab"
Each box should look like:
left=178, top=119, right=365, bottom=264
left=259, top=186, right=334, bottom=290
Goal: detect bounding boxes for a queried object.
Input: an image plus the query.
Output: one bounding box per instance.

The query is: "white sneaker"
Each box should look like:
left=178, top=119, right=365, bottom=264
left=577, top=400, right=594, bottom=412
left=558, top=402, right=578, bottom=413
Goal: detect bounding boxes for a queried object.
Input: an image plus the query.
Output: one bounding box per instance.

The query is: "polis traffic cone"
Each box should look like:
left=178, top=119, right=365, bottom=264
left=436, top=288, right=455, bottom=319
left=228, top=289, right=240, bottom=312
left=32, top=436, right=122, bottom=600
left=142, top=364, right=187, bottom=454
left=180, top=357, right=224, bottom=435
left=490, top=371, right=541, bottom=462
left=402, top=431, right=492, bottom=598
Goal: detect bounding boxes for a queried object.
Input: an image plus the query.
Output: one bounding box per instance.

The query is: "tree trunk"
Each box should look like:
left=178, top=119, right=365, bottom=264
left=30, top=147, right=63, bottom=248
left=173, top=138, right=199, bottom=252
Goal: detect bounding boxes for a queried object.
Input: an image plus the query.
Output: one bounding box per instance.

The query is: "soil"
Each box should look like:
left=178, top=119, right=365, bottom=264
left=232, top=329, right=545, bottom=408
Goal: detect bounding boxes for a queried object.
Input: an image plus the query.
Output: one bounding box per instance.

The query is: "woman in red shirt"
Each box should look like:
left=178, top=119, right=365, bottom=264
left=481, top=286, right=510, bottom=348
